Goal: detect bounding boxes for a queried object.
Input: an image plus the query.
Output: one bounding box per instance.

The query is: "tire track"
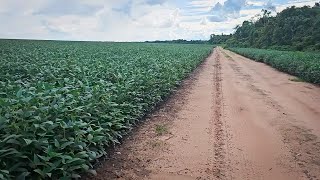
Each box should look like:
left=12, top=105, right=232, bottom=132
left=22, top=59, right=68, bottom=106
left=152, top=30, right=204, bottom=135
left=222, top=48, right=320, bottom=180
left=89, top=47, right=320, bottom=180
left=211, top=48, right=226, bottom=179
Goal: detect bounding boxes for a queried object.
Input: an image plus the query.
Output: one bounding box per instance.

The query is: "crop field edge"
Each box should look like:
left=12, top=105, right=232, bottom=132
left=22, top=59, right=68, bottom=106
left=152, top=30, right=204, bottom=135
left=227, top=47, right=320, bottom=85
left=0, top=40, right=214, bottom=179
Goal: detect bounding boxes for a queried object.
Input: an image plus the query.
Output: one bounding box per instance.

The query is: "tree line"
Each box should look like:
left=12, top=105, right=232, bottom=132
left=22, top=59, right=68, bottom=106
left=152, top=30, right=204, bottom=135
left=146, top=39, right=209, bottom=44
left=210, top=3, right=320, bottom=51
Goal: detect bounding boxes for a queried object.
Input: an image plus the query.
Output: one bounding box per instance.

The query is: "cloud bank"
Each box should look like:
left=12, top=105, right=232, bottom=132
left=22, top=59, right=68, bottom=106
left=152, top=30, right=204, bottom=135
left=0, top=0, right=318, bottom=41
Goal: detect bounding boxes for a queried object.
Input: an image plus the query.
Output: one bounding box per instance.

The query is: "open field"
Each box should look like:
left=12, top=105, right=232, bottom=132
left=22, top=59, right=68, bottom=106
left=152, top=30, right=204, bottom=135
left=92, top=47, right=320, bottom=180
left=0, top=40, right=212, bottom=179
left=1, top=1, right=320, bottom=180
left=1, top=40, right=320, bottom=180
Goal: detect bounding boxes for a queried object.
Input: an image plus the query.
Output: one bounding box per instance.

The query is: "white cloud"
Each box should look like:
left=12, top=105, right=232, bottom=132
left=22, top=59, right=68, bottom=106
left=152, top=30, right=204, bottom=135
left=0, top=0, right=318, bottom=41
left=200, top=17, right=208, bottom=25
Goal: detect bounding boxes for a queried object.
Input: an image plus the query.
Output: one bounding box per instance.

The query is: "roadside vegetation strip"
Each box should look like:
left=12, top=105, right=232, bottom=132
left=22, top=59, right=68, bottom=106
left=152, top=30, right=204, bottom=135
left=228, top=48, right=320, bottom=85
left=0, top=39, right=213, bottom=179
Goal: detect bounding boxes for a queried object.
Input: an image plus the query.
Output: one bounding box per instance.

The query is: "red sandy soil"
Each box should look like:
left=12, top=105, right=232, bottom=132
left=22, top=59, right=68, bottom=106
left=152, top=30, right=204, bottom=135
left=87, top=47, right=320, bottom=180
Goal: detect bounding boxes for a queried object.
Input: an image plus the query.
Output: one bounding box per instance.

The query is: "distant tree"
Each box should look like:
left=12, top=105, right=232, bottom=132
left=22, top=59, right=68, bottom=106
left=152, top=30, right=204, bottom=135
left=209, top=34, right=232, bottom=44
left=148, top=39, right=209, bottom=44
left=211, top=5, right=320, bottom=51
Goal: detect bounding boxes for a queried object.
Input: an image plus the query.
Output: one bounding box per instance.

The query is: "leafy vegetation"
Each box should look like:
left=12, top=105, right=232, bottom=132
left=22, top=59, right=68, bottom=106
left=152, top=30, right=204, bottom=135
left=0, top=39, right=212, bottom=179
left=209, top=3, right=320, bottom=85
left=229, top=48, right=320, bottom=84
left=210, top=3, right=320, bottom=51
left=209, top=34, right=232, bottom=45
left=155, top=124, right=169, bottom=136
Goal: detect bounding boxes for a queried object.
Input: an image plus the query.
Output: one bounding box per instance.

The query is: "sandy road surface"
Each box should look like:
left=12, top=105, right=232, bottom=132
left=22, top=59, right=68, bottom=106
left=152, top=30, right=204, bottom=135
left=90, top=47, right=320, bottom=180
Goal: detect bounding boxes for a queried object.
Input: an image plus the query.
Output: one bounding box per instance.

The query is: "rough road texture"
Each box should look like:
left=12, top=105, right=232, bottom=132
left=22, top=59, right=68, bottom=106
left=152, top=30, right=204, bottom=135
left=90, top=47, right=320, bottom=180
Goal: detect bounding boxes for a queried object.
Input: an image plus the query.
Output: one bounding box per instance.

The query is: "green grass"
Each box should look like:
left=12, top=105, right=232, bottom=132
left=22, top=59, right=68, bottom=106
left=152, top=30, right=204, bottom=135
left=155, top=124, right=169, bottom=136
left=0, top=39, right=213, bottom=179
left=228, top=48, right=320, bottom=85
left=289, top=77, right=304, bottom=82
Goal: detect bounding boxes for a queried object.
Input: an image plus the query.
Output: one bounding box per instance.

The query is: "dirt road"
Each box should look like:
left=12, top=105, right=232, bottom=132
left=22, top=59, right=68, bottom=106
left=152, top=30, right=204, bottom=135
left=91, top=47, right=320, bottom=180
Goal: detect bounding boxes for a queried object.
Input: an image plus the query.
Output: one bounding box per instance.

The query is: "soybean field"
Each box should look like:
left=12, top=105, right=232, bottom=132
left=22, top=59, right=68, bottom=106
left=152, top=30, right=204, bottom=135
left=0, top=39, right=212, bottom=179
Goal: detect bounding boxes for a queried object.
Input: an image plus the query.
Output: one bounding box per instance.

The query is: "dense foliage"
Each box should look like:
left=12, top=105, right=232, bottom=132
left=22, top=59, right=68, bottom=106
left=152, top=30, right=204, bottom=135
left=0, top=39, right=212, bottom=179
left=210, top=4, right=320, bottom=51
left=229, top=48, right=320, bottom=84
left=209, top=34, right=232, bottom=45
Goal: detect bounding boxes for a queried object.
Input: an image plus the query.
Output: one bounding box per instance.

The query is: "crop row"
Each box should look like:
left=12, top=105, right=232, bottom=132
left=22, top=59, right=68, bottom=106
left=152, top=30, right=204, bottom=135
left=0, top=40, right=212, bottom=179
left=228, top=48, right=320, bottom=84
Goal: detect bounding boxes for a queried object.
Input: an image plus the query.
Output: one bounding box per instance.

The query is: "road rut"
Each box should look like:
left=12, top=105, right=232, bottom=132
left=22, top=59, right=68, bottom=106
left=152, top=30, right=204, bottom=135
left=90, top=47, right=320, bottom=180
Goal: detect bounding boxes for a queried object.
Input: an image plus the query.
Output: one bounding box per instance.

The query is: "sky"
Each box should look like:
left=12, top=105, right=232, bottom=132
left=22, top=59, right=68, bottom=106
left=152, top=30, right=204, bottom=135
left=0, top=0, right=318, bottom=41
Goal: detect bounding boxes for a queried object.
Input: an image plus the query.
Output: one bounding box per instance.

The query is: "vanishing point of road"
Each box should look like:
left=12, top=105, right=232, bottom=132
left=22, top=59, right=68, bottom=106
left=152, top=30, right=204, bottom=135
left=90, top=47, right=320, bottom=180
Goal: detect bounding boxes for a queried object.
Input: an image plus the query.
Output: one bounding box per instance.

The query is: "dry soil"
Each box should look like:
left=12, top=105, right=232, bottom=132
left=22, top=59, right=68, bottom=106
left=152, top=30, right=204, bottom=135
left=89, top=47, right=320, bottom=180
